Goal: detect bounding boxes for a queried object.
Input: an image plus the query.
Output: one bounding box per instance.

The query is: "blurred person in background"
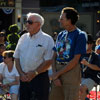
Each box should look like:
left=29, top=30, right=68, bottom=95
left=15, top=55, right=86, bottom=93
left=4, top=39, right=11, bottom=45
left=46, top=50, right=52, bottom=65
left=0, top=32, right=8, bottom=46
left=0, top=50, right=19, bottom=100
left=79, top=34, right=100, bottom=100
left=0, top=44, right=6, bottom=63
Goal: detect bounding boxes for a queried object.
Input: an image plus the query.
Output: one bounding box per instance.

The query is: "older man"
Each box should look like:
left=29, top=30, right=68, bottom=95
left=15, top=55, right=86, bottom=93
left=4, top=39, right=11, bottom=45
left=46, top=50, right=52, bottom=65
left=14, top=13, right=54, bottom=100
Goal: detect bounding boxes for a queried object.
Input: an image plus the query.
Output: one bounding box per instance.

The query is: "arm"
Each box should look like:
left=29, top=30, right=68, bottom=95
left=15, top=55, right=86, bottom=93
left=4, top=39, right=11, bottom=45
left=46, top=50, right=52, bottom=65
left=81, top=59, right=100, bottom=71
left=51, top=54, right=81, bottom=80
left=2, top=76, right=19, bottom=88
left=26, top=37, right=54, bottom=82
left=14, top=58, right=28, bottom=82
left=51, top=52, right=62, bottom=86
left=0, top=74, right=3, bottom=86
left=14, top=58, right=24, bottom=75
left=26, top=59, right=52, bottom=82
left=52, top=52, right=57, bottom=73
left=8, top=76, right=19, bottom=86
left=36, top=59, right=52, bottom=74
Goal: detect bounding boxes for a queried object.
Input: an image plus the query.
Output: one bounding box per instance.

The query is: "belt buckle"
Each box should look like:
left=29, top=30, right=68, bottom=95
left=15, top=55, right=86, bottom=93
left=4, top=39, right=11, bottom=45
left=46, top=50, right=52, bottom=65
left=56, top=61, right=67, bottom=65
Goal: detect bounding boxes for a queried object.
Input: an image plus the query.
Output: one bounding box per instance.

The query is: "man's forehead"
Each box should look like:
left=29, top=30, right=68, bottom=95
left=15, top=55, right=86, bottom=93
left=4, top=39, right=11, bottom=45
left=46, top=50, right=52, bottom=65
left=60, top=13, right=66, bottom=18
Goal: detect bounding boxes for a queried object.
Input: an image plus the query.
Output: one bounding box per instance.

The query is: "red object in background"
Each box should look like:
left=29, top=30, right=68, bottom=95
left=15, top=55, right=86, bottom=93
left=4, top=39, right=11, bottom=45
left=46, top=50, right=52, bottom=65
left=87, top=91, right=100, bottom=100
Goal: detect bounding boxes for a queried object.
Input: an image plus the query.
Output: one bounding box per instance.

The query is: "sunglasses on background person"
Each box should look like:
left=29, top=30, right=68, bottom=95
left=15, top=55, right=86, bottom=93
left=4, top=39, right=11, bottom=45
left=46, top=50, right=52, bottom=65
left=0, top=34, right=5, bottom=37
left=3, top=56, right=7, bottom=59
left=26, top=20, right=38, bottom=25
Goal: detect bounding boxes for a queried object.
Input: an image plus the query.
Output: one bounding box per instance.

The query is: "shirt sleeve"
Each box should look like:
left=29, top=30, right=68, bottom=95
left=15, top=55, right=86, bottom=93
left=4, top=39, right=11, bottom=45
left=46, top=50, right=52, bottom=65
left=0, top=63, right=5, bottom=74
left=92, top=54, right=100, bottom=68
left=44, top=37, right=54, bottom=60
left=74, top=33, right=87, bottom=55
left=13, top=35, right=24, bottom=58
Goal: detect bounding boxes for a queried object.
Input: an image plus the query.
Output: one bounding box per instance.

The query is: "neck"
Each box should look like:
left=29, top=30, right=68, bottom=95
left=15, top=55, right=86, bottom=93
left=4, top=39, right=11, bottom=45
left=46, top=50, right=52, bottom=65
left=30, top=29, right=40, bottom=37
left=66, top=25, right=76, bottom=32
left=87, top=49, right=92, bottom=54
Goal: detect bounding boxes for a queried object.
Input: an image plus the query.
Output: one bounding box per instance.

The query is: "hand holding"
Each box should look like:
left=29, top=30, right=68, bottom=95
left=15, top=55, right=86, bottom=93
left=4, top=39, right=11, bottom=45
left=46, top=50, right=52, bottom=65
left=20, top=73, right=28, bottom=82
left=53, top=78, right=62, bottom=87
left=26, top=71, right=36, bottom=82
left=50, top=72, right=59, bottom=81
left=81, top=59, right=89, bottom=66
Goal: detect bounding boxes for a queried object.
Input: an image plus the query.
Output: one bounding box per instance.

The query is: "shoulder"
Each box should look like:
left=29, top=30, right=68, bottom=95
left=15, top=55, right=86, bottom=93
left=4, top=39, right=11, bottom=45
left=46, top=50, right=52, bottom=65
left=76, top=28, right=87, bottom=40
left=20, top=32, right=29, bottom=38
left=57, top=30, right=68, bottom=40
left=92, top=51, right=99, bottom=58
left=0, top=62, right=5, bottom=67
left=58, top=30, right=67, bottom=36
left=0, top=62, right=6, bottom=72
left=18, top=33, right=29, bottom=42
left=77, top=28, right=87, bottom=36
left=41, top=32, right=54, bottom=41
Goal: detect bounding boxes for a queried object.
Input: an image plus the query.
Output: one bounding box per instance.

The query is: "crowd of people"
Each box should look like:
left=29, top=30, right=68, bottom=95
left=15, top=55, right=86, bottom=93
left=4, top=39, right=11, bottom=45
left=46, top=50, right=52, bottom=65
left=0, top=7, right=100, bottom=100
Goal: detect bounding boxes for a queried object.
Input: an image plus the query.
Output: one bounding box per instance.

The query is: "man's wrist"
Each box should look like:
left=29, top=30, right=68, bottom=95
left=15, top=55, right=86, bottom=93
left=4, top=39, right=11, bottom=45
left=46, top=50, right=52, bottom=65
left=86, top=62, right=89, bottom=66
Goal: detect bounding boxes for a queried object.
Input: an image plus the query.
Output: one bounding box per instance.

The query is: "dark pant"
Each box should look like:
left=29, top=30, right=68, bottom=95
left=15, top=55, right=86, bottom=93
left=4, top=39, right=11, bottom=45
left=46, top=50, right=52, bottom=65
left=19, top=71, right=50, bottom=100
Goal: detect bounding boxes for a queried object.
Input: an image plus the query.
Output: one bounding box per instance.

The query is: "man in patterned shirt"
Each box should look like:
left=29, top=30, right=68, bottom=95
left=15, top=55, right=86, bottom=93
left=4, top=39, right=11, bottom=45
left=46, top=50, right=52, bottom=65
left=49, top=7, right=87, bottom=100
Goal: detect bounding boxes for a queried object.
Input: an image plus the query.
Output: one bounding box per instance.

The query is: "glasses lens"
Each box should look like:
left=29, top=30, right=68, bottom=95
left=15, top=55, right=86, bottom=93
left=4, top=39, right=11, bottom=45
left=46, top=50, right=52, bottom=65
left=26, top=20, right=33, bottom=24
left=87, top=41, right=92, bottom=44
left=0, top=34, right=5, bottom=37
left=3, top=56, right=6, bottom=59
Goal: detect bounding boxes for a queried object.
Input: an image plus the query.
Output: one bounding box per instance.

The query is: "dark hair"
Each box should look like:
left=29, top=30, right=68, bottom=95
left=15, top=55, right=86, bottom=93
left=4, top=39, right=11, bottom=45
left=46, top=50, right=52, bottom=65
left=2, top=50, right=14, bottom=61
left=62, top=7, right=79, bottom=25
left=87, top=34, right=95, bottom=44
left=0, top=32, right=5, bottom=37
left=0, top=44, right=6, bottom=47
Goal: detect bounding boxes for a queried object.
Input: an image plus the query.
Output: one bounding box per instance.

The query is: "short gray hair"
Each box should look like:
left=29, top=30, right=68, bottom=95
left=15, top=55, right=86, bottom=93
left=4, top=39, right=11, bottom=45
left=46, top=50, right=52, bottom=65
left=27, top=13, right=44, bottom=27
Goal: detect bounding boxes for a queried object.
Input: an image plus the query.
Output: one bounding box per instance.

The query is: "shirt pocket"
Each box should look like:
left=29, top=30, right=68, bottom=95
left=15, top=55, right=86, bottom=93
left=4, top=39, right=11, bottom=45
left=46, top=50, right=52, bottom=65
left=34, top=46, right=45, bottom=58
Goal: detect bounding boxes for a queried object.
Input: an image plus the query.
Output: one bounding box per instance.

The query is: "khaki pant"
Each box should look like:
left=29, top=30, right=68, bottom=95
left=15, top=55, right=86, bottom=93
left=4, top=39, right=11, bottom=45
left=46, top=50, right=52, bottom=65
left=49, top=64, right=81, bottom=100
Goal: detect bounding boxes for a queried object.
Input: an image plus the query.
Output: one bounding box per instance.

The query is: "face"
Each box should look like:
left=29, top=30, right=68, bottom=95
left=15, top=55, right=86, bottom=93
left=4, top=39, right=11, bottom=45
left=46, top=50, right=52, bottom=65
left=96, top=49, right=100, bottom=54
left=26, top=16, right=40, bottom=36
left=0, top=46, right=6, bottom=54
left=0, top=35, right=5, bottom=43
left=3, top=56, right=12, bottom=64
left=86, top=43, right=93, bottom=51
left=98, top=40, right=100, bottom=45
left=59, top=13, right=70, bottom=29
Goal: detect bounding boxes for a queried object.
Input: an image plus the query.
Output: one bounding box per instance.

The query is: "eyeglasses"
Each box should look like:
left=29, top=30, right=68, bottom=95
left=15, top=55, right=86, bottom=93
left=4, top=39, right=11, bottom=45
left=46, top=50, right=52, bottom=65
left=26, top=20, right=37, bottom=25
left=3, top=56, right=7, bottom=59
left=87, top=41, right=93, bottom=44
left=0, top=34, right=5, bottom=37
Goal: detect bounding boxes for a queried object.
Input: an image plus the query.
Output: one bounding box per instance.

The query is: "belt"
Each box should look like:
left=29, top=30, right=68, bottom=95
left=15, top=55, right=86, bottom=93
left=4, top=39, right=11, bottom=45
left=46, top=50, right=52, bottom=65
left=56, top=61, right=68, bottom=65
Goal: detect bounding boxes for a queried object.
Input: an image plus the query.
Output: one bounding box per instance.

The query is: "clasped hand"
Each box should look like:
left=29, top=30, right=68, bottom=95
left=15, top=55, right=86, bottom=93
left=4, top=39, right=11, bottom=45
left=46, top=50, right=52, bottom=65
left=20, top=71, right=36, bottom=82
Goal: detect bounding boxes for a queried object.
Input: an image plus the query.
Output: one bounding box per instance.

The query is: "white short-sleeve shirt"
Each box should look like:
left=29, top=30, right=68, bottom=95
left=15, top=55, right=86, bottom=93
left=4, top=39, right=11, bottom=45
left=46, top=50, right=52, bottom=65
left=13, top=29, right=54, bottom=72
left=0, top=62, right=19, bottom=83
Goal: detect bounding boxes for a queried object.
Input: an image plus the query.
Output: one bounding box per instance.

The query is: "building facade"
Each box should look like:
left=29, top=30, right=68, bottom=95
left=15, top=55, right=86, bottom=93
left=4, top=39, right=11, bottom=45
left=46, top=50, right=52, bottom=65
left=0, top=0, right=100, bottom=38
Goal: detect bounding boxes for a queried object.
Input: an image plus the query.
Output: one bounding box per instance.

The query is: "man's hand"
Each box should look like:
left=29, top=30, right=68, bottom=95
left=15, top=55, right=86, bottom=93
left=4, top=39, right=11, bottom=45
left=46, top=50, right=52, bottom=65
left=50, top=71, right=60, bottom=81
left=26, top=71, right=36, bottom=82
left=81, top=59, right=89, bottom=66
left=53, top=78, right=62, bottom=87
left=20, top=73, right=28, bottom=82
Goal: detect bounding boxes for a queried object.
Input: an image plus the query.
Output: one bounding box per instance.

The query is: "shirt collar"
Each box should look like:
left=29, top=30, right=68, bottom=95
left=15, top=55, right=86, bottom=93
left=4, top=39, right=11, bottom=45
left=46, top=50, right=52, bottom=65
left=28, top=29, right=42, bottom=39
